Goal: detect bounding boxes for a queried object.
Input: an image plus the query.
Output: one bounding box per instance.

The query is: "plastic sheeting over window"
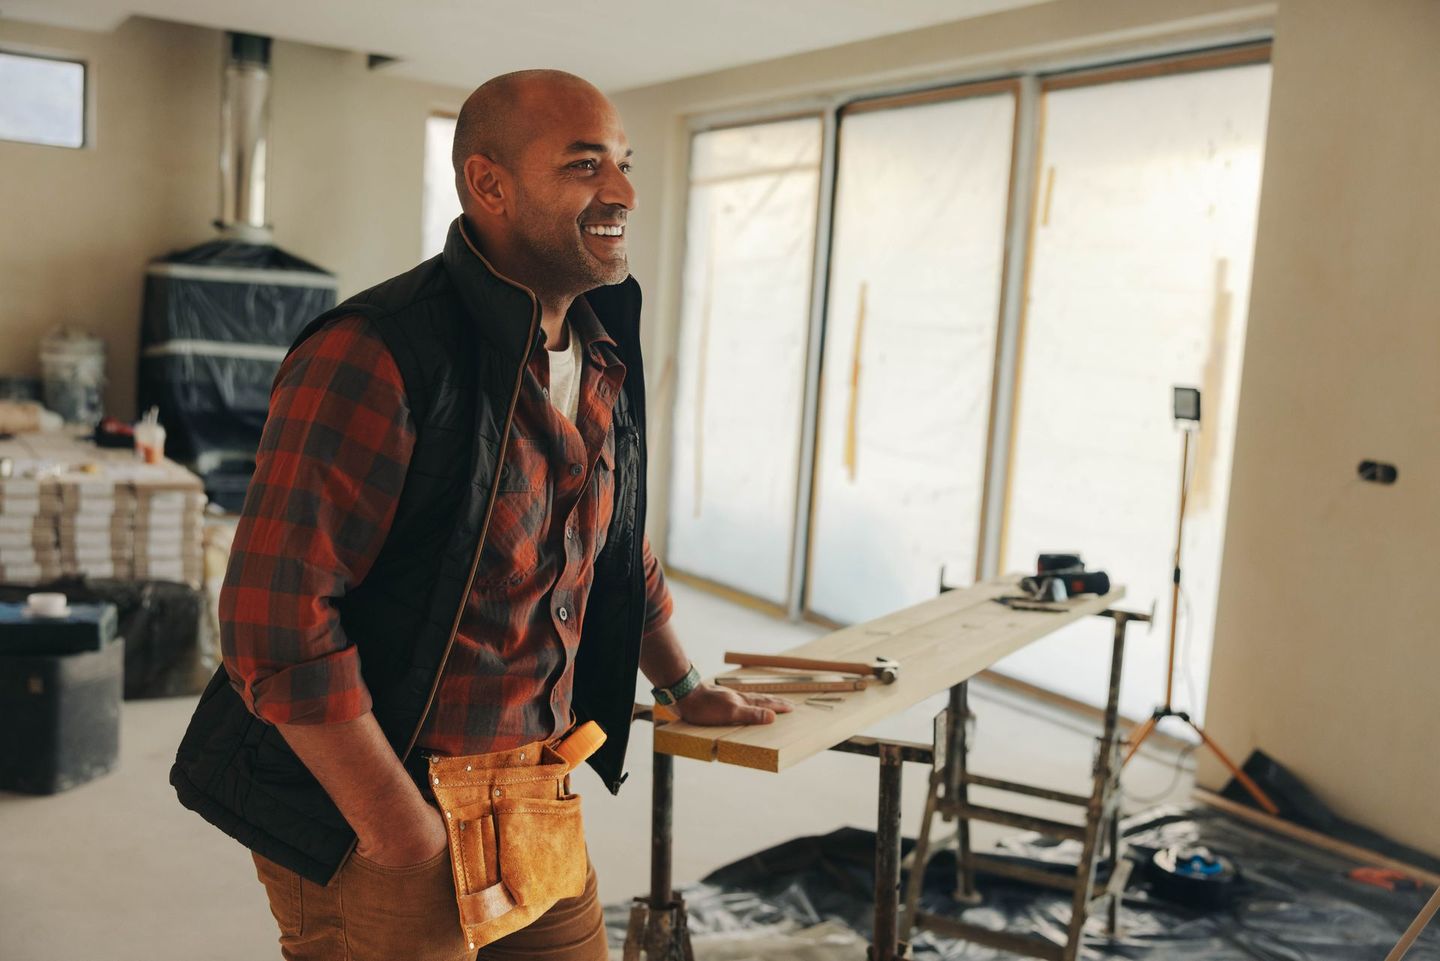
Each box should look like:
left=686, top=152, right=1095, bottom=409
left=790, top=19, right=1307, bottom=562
left=997, top=64, right=1272, bottom=725
left=806, top=93, right=1015, bottom=624
left=667, top=118, right=823, bottom=605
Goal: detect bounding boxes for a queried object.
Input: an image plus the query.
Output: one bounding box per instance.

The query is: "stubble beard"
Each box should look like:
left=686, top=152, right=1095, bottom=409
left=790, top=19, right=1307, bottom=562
left=513, top=203, right=629, bottom=300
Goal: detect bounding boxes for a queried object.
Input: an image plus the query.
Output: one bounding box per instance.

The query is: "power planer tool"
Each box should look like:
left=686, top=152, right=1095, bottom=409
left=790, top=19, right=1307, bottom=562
left=1018, top=553, right=1111, bottom=602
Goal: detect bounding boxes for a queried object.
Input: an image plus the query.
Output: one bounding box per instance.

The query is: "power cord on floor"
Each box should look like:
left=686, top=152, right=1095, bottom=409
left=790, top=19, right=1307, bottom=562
left=1121, top=740, right=1200, bottom=807
left=968, top=681, right=1111, bottom=743
left=968, top=679, right=1198, bottom=807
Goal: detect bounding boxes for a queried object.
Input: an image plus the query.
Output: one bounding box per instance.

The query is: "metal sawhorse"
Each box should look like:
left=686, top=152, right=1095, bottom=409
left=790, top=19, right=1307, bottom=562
left=625, top=607, right=1148, bottom=961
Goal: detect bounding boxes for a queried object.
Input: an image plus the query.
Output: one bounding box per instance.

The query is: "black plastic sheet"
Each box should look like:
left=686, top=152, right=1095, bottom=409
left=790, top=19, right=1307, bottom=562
left=1222, top=750, right=1440, bottom=881
left=607, top=807, right=1440, bottom=960
left=138, top=240, right=335, bottom=509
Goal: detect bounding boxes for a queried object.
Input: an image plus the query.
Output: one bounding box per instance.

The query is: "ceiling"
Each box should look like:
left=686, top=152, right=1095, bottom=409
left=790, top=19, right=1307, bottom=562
left=5, top=0, right=1056, bottom=92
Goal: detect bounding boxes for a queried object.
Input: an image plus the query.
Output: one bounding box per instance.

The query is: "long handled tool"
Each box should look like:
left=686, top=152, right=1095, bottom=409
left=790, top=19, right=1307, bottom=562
left=724, top=652, right=900, bottom=685
left=715, top=675, right=870, bottom=694
left=1385, top=885, right=1440, bottom=961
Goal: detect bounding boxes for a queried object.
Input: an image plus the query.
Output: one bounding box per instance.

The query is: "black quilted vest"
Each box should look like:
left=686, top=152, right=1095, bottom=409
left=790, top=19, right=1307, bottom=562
left=170, top=220, right=649, bottom=885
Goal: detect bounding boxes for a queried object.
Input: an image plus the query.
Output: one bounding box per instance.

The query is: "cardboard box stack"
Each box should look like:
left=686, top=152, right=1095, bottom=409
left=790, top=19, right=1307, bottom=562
left=0, top=477, right=62, bottom=583
left=57, top=475, right=137, bottom=580
left=130, top=488, right=206, bottom=584
left=0, top=434, right=206, bottom=588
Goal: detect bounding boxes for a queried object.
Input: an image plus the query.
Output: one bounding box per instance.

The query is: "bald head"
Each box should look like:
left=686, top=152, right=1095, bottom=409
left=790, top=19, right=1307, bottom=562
left=449, top=69, right=635, bottom=302
left=452, top=70, right=605, bottom=197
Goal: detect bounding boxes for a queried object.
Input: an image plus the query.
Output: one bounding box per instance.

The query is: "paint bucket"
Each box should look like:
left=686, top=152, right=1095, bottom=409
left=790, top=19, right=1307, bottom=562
left=40, top=330, right=106, bottom=425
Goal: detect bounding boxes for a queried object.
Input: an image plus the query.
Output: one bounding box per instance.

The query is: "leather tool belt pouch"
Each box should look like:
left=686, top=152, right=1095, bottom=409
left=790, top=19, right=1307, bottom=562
left=426, top=721, right=606, bottom=949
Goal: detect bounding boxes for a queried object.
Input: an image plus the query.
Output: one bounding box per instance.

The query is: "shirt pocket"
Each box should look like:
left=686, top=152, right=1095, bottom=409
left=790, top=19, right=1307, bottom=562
left=473, top=438, right=550, bottom=591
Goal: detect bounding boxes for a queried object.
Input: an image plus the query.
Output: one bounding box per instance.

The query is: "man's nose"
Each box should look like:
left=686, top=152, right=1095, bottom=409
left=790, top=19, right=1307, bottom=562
left=598, top=160, right=637, bottom=211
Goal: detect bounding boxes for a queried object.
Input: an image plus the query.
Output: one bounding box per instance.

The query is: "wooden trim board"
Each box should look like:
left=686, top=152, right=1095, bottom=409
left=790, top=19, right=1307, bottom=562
left=1040, top=42, right=1272, bottom=93
left=655, top=576, right=1124, bottom=772
left=841, top=77, right=1020, bottom=117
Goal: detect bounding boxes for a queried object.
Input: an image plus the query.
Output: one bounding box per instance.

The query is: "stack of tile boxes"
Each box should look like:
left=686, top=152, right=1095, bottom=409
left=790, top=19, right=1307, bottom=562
left=0, top=436, right=205, bottom=588
left=0, top=478, right=62, bottom=583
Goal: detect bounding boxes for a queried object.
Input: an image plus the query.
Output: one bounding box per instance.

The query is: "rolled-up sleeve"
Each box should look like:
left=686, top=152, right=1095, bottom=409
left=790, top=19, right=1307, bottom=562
left=219, top=316, right=415, bottom=725
left=640, top=535, right=674, bottom=638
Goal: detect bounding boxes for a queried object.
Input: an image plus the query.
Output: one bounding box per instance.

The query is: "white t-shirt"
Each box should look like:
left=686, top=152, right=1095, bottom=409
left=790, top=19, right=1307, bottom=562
left=547, top=323, right=583, bottom=423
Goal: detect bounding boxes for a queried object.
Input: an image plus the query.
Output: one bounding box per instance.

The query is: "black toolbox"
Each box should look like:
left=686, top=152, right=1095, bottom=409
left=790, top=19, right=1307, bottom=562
left=0, top=601, right=124, bottom=794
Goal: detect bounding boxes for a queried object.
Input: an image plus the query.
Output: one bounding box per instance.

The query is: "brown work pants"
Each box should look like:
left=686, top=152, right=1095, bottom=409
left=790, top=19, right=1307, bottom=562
left=251, top=847, right=608, bottom=961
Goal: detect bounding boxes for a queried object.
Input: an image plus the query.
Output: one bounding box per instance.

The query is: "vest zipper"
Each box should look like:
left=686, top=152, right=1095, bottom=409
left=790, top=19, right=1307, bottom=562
left=336, top=228, right=540, bottom=872
left=402, top=300, right=539, bottom=764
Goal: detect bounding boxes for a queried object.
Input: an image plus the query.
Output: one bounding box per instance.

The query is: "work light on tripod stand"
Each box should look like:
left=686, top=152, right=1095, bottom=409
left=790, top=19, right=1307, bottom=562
left=1121, top=387, right=1280, bottom=816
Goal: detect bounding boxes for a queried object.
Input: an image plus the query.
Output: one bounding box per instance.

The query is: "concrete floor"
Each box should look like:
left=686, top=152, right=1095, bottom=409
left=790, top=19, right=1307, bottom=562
left=0, top=582, right=1193, bottom=960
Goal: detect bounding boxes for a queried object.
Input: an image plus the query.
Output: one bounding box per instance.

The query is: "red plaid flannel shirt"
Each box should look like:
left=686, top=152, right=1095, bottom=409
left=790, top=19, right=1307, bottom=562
left=220, top=307, right=673, bottom=757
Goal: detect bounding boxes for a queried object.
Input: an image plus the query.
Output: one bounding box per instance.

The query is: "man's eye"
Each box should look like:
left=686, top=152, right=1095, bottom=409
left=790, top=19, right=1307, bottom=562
left=572, top=159, right=598, bottom=171
left=620, top=162, right=633, bottom=174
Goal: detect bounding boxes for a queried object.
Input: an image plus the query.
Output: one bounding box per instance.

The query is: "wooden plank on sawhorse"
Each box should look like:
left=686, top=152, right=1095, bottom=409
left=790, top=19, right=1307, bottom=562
left=654, top=575, right=1122, bottom=772
left=632, top=579, right=1146, bottom=961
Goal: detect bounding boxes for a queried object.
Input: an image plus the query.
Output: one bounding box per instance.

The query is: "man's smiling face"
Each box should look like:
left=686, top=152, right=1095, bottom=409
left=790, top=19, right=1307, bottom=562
left=506, top=85, right=636, bottom=293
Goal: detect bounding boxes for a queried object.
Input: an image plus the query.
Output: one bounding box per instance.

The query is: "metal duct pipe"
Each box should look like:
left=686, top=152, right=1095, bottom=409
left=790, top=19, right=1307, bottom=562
left=218, top=32, right=272, bottom=243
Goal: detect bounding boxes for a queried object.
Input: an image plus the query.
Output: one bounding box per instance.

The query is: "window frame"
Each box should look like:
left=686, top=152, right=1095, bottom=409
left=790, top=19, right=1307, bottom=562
left=662, top=112, right=830, bottom=618
left=421, top=109, right=460, bottom=259
left=665, top=39, right=1274, bottom=626
left=0, top=46, right=90, bottom=150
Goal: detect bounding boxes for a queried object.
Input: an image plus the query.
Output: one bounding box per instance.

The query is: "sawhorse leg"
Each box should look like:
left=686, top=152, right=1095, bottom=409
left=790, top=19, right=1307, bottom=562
left=1061, top=611, right=1134, bottom=960
left=624, top=749, right=695, bottom=961
left=948, top=682, right=980, bottom=905
left=872, top=743, right=906, bottom=961
left=902, top=610, right=1146, bottom=961
left=900, top=683, right=979, bottom=936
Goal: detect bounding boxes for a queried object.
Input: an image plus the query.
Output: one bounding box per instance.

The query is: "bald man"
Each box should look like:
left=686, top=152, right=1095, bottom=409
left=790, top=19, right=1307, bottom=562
left=172, top=70, right=789, bottom=961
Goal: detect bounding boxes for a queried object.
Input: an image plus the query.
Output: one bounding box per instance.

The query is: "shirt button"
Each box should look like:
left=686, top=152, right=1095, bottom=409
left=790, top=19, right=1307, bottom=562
left=542, top=387, right=550, bottom=399
left=566, top=526, right=575, bottom=541
left=557, top=606, right=569, bottom=622
left=569, top=463, right=583, bottom=477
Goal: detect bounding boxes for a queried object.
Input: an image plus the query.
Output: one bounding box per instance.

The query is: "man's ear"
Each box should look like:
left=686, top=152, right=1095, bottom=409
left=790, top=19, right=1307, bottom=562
left=462, top=154, right=507, bottom=217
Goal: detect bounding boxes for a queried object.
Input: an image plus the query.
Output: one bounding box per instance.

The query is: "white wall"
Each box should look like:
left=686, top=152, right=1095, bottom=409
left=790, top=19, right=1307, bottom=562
left=1201, top=0, right=1440, bottom=855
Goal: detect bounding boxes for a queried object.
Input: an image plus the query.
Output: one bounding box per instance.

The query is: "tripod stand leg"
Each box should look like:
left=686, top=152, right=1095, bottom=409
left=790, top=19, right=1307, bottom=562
left=1385, top=884, right=1440, bottom=961
left=1122, top=715, right=1159, bottom=767
left=1190, top=723, right=1280, bottom=816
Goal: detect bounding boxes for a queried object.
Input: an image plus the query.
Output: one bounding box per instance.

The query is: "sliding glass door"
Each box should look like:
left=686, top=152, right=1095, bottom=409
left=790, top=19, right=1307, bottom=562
left=996, top=61, right=1272, bottom=723
left=663, top=51, right=1272, bottom=730
left=666, top=118, right=824, bottom=605
left=805, top=87, right=1018, bottom=624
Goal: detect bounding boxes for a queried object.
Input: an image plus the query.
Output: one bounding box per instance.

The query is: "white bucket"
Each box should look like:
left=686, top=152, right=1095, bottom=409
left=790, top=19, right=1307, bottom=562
left=40, top=329, right=106, bottom=425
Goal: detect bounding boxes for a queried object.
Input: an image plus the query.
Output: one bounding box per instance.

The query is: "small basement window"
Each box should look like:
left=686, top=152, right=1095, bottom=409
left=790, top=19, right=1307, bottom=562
left=0, top=50, right=86, bottom=148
